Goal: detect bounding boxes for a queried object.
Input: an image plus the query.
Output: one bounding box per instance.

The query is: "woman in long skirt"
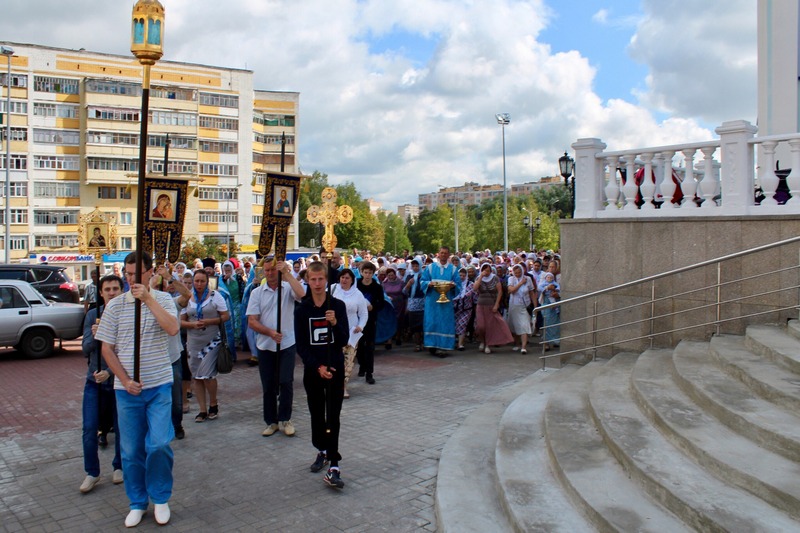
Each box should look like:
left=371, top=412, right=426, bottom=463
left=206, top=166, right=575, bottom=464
left=538, top=272, right=561, bottom=350
left=473, top=263, right=513, bottom=354
left=452, top=268, right=475, bottom=350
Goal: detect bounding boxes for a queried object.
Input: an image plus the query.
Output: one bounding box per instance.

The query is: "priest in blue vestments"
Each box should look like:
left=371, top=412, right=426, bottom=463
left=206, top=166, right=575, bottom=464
left=420, top=246, right=462, bottom=356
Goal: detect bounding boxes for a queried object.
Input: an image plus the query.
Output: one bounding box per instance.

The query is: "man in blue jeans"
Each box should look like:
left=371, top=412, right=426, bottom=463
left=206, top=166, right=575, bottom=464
left=96, top=252, right=180, bottom=528
left=246, top=258, right=305, bottom=437
left=80, top=274, right=124, bottom=494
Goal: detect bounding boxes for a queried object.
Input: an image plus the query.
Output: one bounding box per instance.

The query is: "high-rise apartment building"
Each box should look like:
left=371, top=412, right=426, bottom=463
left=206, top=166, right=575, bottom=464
left=0, top=42, right=298, bottom=273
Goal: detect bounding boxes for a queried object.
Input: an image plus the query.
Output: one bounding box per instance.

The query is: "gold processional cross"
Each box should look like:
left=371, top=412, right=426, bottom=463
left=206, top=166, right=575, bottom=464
left=306, top=187, right=353, bottom=256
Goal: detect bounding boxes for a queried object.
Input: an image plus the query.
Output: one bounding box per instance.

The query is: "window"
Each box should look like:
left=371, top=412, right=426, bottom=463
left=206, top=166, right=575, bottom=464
left=2, top=236, right=29, bottom=251
left=33, top=210, right=78, bottom=225
left=252, top=193, right=264, bottom=204
left=199, top=163, right=238, bottom=176
left=33, top=128, right=80, bottom=145
left=120, top=187, right=132, bottom=200
left=0, top=73, right=28, bottom=88
left=151, top=86, right=196, bottom=101
left=199, top=139, right=238, bottom=153
left=85, top=79, right=142, bottom=96
left=33, top=102, right=78, bottom=118
left=199, top=211, right=237, bottom=223
left=198, top=187, right=239, bottom=201
left=254, top=132, right=295, bottom=145
left=88, top=106, right=140, bottom=122
left=120, top=237, right=132, bottom=249
left=0, top=209, right=28, bottom=224
left=253, top=172, right=266, bottom=186
left=35, top=234, right=79, bottom=247
left=87, top=158, right=138, bottom=172
left=199, top=92, right=239, bottom=108
left=0, top=154, right=27, bottom=170
left=252, top=215, right=263, bottom=225
left=119, top=212, right=132, bottom=225
left=150, top=110, right=197, bottom=127
left=98, top=186, right=117, bottom=199
left=34, top=181, right=79, bottom=198
left=149, top=159, right=196, bottom=174
left=0, top=182, right=28, bottom=197
left=33, top=155, right=79, bottom=170
left=1, top=128, right=28, bottom=142
left=34, top=76, right=80, bottom=94
left=148, top=134, right=196, bottom=150
left=0, top=100, right=28, bottom=114
left=253, top=112, right=295, bottom=127
left=199, top=115, right=238, bottom=131
left=87, top=130, right=139, bottom=146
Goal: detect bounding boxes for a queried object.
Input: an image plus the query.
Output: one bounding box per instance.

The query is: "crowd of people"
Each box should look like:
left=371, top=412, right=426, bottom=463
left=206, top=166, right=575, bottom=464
left=77, top=246, right=562, bottom=526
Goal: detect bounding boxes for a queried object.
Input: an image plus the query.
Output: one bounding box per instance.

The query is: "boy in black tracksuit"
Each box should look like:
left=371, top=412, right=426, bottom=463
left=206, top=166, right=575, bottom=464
left=294, top=261, right=350, bottom=488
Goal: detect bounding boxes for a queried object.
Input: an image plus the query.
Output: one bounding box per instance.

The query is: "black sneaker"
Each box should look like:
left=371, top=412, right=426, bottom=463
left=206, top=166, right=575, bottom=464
left=98, top=434, right=108, bottom=448
left=366, top=373, right=375, bottom=385
left=357, top=369, right=366, bottom=377
left=324, top=468, right=344, bottom=489
left=310, top=452, right=329, bottom=473
left=175, top=426, right=185, bottom=440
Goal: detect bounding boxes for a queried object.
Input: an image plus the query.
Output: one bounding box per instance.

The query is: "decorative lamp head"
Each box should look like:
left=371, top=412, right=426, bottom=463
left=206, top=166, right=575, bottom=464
left=559, top=151, right=575, bottom=179
left=131, top=0, right=165, bottom=66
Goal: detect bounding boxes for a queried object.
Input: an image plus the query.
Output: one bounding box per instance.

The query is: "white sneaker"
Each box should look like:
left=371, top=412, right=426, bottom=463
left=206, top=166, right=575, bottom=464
left=512, top=346, right=520, bottom=351
left=112, top=469, right=124, bottom=484
left=79, top=475, right=99, bottom=493
left=478, top=343, right=485, bottom=351
left=279, top=420, right=296, bottom=437
left=262, top=424, right=278, bottom=437
left=154, top=503, right=170, bottom=525
left=125, top=509, right=145, bottom=528
left=484, top=347, right=491, bottom=354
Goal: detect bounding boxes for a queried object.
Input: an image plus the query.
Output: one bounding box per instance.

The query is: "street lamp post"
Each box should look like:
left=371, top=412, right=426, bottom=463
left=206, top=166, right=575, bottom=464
left=2, top=45, right=13, bottom=263
left=559, top=151, right=575, bottom=218
left=131, top=0, right=165, bottom=382
left=496, top=113, right=510, bottom=252
left=225, top=184, right=242, bottom=259
left=522, top=210, right=542, bottom=252
left=439, top=184, right=460, bottom=252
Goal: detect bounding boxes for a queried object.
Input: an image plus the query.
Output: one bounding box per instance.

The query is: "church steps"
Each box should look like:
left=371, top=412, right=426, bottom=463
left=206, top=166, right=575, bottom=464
left=744, top=323, right=800, bottom=374
left=544, top=359, right=689, bottom=533
left=631, top=347, right=800, bottom=519
left=672, top=340, right=800, bottom=463
left=588, top=353, right=799, bottom=532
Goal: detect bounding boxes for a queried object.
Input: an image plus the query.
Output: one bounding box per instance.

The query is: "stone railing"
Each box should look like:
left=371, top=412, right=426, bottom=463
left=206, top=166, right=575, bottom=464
left=572, top=119, right=800, bottom=218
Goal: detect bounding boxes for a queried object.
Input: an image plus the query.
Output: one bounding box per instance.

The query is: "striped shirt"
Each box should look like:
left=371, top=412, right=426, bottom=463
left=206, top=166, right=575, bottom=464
left=95, top=290, right=178, bottom=390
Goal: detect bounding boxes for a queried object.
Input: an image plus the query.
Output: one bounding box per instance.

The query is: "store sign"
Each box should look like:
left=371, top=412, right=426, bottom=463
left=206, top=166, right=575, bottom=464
left=36, top=254, right=96, bottom=263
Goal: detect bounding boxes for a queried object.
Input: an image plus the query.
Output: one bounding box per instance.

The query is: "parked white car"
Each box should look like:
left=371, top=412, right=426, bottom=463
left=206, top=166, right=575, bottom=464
left=0, top=279, right=85, bottom=359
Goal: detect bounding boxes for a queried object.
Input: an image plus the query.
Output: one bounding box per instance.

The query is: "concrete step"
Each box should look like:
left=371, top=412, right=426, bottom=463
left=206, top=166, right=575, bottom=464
left=785, top=318, right=800, bottom=342
left=544, top=359, right=689, bottom=533
left=435, top=368, right=556, bottom=533
left=672, top=340, right=800, bottom=463
left=631, top=348, right=800, bottom=519
left=745, top=324, right=800, bottom=374
left=588, top=353, right=800, bottom=532
left=710, top=335, right=800, bottom=412
left=495, top=364, right=592, bottom=532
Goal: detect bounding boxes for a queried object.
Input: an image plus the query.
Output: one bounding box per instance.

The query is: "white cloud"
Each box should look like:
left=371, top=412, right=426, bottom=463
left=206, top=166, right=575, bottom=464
left=592, top=9, right=610, bottom=25
left=0, top=0, right=754, bottom=209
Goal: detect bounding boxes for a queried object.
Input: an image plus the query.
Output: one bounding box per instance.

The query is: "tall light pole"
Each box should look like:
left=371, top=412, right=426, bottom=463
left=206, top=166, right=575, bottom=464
left=496, top=113, right=510, bottom=252
left=439, top=184, right=459, bottom=252
left=131, top=0, right=165, bottom=382
left=559, top=151, right=575, bottom=218
left=2, top=45, right=13, bottom=263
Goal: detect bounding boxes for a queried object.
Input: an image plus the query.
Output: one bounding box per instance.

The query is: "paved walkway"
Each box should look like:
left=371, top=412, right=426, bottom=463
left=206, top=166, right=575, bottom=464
left=0, top=340, right=544, bottom=532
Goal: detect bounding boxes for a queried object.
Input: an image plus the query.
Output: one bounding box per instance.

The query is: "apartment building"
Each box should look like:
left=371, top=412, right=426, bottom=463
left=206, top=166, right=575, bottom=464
left=418, top=179, right=563, bottom=211
left=0, top=42, right=298, bottom=270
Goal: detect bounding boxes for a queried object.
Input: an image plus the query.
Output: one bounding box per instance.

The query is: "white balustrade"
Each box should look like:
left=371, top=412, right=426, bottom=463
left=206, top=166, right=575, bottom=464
left=660, top=150, right=676, bottom=208
left=604, top=156, right=619, bottom=210
left=681, top=149, right=697, bottom=208
left=786, top=139, right=800, bottom=205
left=758, top=140, right=780, bottom=206
left=699, top=147, right=717, bottom=209
left=622, top=155, right=638, bottom=210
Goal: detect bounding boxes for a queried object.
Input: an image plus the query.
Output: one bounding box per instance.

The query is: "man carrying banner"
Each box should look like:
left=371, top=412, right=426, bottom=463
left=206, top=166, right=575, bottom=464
left=247, top=257, right=305, bottom=437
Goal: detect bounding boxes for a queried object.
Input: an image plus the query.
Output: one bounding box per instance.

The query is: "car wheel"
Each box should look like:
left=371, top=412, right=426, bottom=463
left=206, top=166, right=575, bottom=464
left=21, top=328, right=55, bottom=359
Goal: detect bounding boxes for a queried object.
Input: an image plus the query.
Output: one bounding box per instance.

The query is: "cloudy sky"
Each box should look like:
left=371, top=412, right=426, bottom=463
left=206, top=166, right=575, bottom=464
left=0, top=0, right=756, bottom=209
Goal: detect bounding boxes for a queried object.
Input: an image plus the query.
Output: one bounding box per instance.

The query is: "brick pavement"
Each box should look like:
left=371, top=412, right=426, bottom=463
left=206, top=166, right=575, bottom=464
left=0, top=340, right=542, bottom=532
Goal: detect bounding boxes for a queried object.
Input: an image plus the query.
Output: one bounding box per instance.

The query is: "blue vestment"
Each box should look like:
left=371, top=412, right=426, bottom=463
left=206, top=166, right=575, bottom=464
left=420, top=262, right=462, bottom=350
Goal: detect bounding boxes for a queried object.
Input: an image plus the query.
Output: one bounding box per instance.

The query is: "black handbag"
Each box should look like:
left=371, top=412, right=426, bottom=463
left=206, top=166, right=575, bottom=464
left=216, top=323, right=234, bottom=374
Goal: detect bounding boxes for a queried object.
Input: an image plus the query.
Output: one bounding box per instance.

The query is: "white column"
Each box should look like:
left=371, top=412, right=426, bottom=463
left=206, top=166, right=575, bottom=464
left=622, top=154, right=638, bottom=210
left=681, top=149, right=697, bottom=208
left=604, top=156, right=620, bottom=210
left=758, top=140, right=780, bottom=206
left=699, top=147, right=717, bottom=209
left=640, top=152, right=656, bottom=209
left=659, top=150, right=676, bottom=208
left=786, top=139, right=800, bottom=205
left=715, top=120, right=758, bottom=215
left=571, top=138, right=607, bottom=218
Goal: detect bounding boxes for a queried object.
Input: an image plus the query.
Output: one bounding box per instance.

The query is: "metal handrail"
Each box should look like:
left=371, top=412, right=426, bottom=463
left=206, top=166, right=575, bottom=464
left=536, top=235, right=800, bottom=367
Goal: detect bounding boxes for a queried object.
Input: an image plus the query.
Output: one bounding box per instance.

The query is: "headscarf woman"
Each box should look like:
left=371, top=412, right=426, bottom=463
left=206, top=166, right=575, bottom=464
left=452, top=267, right=476, bottom=350
left=381, top=265, right=406, bottom=348
left=473, top=263, right=513, bottom=353
left=538, top=272, right=561, bottom=350
left=331, top=268, right=368, bottom=399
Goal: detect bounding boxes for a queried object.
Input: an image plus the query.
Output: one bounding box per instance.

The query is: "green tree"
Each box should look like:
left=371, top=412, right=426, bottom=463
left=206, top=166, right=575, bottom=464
left=297, top=171, right=329, bottom=247
left=531, top=183, right=572, bottom=218
left=378, top=211, right=412, bottom=255
left=179, top=236, right=237, bottom=264
left=408, top=206, right=454, bottom=253
left=333, top=182, right=384, bottom=252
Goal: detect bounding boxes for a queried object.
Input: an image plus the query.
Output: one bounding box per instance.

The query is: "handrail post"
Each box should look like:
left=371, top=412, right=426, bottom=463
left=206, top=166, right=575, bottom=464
left=592, top=299, right=598, bottom=361
left=649, top=280, right=655, bottom=348
left=716, top=262, right=722, bottom=336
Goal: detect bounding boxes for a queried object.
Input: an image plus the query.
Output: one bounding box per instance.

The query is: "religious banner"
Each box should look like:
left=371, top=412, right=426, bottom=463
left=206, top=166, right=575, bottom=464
left=258, top=171, right=303, bottom=258
left=141, top=177, right=189, bottom=264
left=307, top=187, right=353, bottom=255
left=78, top=208, right=118, bottom=258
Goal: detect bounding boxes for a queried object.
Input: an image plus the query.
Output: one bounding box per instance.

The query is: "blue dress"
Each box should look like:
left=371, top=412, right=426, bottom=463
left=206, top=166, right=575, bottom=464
left=420, top=262, right=462, bottom=351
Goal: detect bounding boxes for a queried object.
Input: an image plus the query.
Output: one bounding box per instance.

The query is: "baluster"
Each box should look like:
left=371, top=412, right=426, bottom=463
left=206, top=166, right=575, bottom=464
left=758, top=140, right=780, bottom=206
left=785, top=139, right=800, bottom=205
left=604, top=156, right=620, bottom=210
left=699, top=147, right=717, bottom=209
left=659, top=150, right=676, bottom=208
left=622, top=154, right=638, bottom=210
left=681, top=149, right=697, bottom=208
left=640, top=152, right=656, bottom=209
